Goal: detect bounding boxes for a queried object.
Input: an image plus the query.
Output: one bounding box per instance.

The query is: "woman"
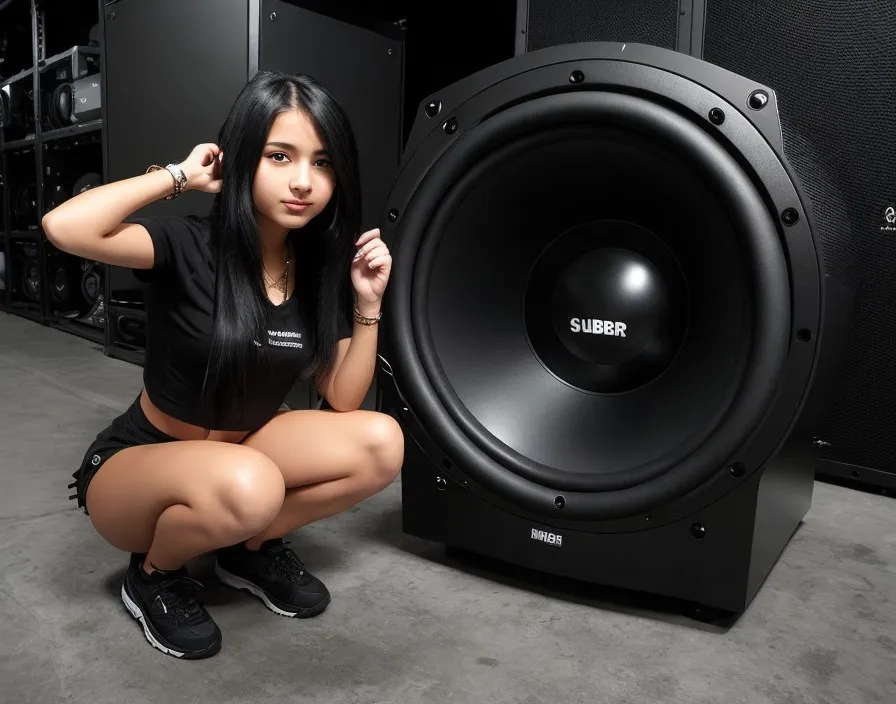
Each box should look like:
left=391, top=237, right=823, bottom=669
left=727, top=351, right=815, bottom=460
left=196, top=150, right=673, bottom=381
left=43, top=70, right=405, bottom=660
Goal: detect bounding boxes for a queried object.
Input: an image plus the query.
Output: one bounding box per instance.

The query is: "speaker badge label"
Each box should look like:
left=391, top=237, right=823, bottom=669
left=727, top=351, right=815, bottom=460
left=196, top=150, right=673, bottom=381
left=882, top=206, right=896, bottom=233
left=531, top=528, right=563, bottom=547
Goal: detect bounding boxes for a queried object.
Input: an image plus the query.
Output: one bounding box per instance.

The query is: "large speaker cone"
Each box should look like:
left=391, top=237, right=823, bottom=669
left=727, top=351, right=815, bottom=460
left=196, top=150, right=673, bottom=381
left=379, top=43, right=838, bottom=616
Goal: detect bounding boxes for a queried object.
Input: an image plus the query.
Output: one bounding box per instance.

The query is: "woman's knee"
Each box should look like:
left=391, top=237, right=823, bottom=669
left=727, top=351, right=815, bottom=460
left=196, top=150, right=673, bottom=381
left=210, top=447, right=286, bottom=535
left=359, top=412, right=404, bottom=487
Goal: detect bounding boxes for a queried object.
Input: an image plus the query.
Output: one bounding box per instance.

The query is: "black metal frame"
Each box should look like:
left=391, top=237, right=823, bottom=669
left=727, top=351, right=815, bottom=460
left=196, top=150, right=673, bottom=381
left=1, top=0, right=106, bottom=342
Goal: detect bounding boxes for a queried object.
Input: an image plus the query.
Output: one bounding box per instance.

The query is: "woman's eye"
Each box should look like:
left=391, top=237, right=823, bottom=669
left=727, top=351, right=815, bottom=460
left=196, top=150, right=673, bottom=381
left=315, top=159, right=332, bottom=168
left=270, top=152, right=289, bottom=162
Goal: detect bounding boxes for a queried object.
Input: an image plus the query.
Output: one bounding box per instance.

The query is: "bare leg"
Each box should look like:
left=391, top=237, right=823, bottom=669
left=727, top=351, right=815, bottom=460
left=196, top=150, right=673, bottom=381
left=86, top=440, right=287, bottom=569
left=84, top=438, right=288, bottom=658
left=238, top=409, right=404, bottom=548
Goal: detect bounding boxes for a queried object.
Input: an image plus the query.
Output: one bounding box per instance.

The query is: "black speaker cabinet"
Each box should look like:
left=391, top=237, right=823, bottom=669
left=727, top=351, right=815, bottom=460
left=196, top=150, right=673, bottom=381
left=698, top=1, right=896, bottom=490
left=517, top=2, right=895, bottom=492
left=378, top=40, right=853, bottom=617
left=102, top=0, right=404, bottom=367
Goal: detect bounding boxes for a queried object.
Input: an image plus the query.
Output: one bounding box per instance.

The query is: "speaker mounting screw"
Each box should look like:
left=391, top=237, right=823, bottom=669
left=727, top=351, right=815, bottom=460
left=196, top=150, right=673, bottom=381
left=553, top=495, right=566, bottom=510
left=387, top=208, right=399, bottom=223
left=569, top=70, right=585, bottom=84
left=709, top=108, right=725, bottom=125
left=436, top=476, right=447, bottom=491
left=781, top=208, right=800, bottom=226
left=270, top=12, right=277, bottom=20
left=729, top=462, right=745, bottom=478
left=424, top=100, right=442, bottom=118
left=691, top=522, right=706, bottom=539
left=749, top=90, right=769, bottom=110
left=443, top=117, right=458, bottom=135
left=107, top=12, right=115, bottom=19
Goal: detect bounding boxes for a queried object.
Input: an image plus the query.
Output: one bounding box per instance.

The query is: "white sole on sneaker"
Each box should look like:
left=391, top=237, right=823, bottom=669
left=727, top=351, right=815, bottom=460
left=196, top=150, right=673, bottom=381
left=213, top=563, right=329, bottom=618
left=120, top=580, right=220, bottom=659
left=120, top=583, right=186, bottom=658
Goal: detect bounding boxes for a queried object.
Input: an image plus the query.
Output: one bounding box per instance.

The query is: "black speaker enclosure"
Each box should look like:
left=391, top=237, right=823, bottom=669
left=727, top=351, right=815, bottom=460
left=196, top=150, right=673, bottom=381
left=1, top=80, right=32, bottom=138
left=49, top=73, right=101, bottom=128
left=377, top=43, right=837, bottom=614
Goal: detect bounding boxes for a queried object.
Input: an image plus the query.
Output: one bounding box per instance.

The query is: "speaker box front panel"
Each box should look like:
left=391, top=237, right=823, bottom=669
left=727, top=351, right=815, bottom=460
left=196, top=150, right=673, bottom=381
left=518, top=0, right=682, bottom=54
left=103, top=0, right=249, bottom=220
left=702, top=0, right=896, bottom=476
left=259, top=0, right=405, bottom=230
left=103, top=0, right=250, bottom=318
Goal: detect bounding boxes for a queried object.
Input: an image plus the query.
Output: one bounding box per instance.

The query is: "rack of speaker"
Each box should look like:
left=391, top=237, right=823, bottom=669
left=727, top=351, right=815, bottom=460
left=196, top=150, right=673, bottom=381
left=1, top=0, right=117, bottom=350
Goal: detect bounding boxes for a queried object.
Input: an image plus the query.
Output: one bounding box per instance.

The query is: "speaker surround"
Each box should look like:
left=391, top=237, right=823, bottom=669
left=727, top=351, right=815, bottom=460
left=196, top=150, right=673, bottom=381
left=379, top=42, right=837, bottom=615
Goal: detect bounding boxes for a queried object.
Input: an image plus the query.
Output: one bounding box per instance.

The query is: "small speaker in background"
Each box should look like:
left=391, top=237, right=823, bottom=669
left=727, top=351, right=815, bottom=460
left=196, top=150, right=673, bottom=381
left=1, top=80, right=35, bottom=141
left=42, top=168, right=106, bottom=322
left=9, top=241, right=42, bottom=304
left=46, top=73, right=102, bottom=130
left=11, top=182, right=38, bottom=231
left=114, top=308, right=146, bottom=350
left=39, top=45, right=101, bottom=132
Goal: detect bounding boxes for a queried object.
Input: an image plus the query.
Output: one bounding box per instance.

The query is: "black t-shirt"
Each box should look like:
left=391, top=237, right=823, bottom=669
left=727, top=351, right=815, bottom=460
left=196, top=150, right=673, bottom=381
left=130, top=214, right=352, bottom=430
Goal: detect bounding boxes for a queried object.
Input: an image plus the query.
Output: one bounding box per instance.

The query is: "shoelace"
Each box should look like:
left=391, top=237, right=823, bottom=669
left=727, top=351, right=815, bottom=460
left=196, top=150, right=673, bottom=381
left=265, top=541, right=308, bottom=583
left=151, top=574, right=209, bottom=626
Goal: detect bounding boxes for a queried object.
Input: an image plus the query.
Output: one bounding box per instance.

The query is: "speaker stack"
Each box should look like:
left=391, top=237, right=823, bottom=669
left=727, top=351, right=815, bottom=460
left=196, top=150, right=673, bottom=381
left=376, top=0, right=890, bottom=617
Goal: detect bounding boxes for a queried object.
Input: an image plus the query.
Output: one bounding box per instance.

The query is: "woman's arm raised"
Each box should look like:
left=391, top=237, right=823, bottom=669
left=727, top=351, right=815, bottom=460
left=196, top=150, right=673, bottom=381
left=41, top=143, right=222, bottom=269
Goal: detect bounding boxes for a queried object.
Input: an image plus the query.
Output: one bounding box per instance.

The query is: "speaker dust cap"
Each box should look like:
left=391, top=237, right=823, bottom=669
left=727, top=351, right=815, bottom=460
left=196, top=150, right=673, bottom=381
left=382, top=43, right=822, bottom=522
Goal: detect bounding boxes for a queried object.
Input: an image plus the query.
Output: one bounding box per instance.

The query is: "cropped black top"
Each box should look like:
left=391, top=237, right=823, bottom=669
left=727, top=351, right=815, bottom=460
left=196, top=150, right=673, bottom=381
left=130, top=214, right=351, bottom=430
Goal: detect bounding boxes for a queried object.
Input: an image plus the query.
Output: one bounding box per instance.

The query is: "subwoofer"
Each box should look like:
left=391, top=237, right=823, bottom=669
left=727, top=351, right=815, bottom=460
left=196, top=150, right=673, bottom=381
left=378, top=42, right=847, bottom=617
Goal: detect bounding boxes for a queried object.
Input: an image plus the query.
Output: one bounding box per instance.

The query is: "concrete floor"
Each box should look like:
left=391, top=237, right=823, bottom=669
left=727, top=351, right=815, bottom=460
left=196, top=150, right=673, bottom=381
left=1, top=309, right=894, bottom=704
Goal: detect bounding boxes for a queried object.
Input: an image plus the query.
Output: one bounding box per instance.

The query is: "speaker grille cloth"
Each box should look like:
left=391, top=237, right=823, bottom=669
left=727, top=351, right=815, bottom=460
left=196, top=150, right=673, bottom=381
left=526, top=0, right=680, bottom=52
left=704, top=0, right=896, bottom=473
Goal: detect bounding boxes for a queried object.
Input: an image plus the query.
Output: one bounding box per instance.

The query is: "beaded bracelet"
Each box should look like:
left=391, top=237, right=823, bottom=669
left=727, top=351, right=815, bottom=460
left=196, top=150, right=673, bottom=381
left=354, top=306, right=382, bottom=326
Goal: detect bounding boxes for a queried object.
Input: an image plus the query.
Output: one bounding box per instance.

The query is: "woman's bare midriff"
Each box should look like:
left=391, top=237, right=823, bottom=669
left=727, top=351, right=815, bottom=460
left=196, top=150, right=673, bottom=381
left=139, top=389, right=252, bottom=444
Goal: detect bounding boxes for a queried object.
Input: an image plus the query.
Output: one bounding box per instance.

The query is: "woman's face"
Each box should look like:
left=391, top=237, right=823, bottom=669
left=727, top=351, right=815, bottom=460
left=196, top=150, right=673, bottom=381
left=253, top=108, right=336, bottom=235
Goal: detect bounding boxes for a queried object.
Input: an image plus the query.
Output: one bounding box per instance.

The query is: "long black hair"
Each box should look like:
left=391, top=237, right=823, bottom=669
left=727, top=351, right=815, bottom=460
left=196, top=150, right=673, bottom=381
left=200, top=71, right=361, bottom=423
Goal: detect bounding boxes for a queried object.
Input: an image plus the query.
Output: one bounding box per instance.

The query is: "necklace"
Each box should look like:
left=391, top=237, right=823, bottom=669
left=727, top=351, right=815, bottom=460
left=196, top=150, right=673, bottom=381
left=263, top=245, right=290, bottom=298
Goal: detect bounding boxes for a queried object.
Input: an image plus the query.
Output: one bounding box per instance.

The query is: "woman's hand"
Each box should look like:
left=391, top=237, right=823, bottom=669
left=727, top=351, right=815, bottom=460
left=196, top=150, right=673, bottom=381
left=351, top=228, right=392, bottom=313
left=180, top=143, right=223, bottom=194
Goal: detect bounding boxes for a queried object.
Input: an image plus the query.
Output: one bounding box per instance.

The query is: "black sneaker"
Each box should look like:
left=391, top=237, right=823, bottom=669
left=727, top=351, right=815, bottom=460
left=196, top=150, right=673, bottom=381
left=214, top=538, right=330, bottom=618
left=120, top=553, right=222, bottom=659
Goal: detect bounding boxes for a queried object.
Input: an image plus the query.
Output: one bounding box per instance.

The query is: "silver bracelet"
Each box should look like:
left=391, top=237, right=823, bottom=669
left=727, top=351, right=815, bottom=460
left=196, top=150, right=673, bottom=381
left=146, top=163, right=187, bottom=200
